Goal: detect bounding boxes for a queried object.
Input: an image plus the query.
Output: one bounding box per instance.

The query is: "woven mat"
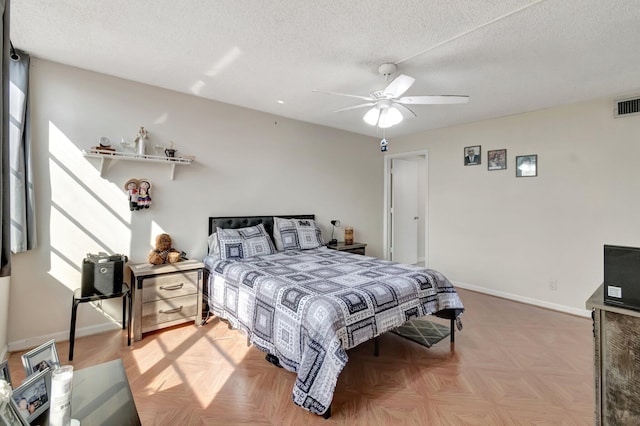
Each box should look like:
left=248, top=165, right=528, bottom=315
left=390, top=318, right=450, bottom=348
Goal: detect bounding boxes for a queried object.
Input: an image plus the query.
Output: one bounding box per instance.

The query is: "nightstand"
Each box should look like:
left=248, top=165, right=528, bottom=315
left=128, top=259, right=203, bottom=341
left=326, top=242, right=367, bottom=255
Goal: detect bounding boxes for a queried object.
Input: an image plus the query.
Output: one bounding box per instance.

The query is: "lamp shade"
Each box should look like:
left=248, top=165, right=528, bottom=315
left=363, top=107, right=381, bottom=126
left=364, top=105, right=404, bottom=128
left=378, top=107, right=403, bottom=128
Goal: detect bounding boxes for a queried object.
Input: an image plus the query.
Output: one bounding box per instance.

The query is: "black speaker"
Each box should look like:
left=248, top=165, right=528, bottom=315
left=604, top=245, right=640, bottom=311
left=81, top=253, right=127, bottom=297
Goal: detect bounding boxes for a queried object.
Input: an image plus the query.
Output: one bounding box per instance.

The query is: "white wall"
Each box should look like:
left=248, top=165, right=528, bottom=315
left=393, top=97, right=640, bottom=314
left=7, top=59, right=382, bottom=350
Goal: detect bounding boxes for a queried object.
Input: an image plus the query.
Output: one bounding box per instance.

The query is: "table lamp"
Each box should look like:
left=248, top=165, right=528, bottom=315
left=329, top=220, right=340, bottom=245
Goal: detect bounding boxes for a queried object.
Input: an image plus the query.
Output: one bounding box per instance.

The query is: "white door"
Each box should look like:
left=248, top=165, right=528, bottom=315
left=391, top=158, right=418, bottom=264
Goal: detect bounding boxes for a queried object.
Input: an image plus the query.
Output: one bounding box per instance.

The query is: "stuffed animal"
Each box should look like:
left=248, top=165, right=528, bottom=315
left=148, top=233, right=181, bottom=265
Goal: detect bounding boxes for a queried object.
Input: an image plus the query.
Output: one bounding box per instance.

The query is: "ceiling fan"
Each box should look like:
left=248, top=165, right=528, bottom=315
left=313, top=63, right=469, bottom=128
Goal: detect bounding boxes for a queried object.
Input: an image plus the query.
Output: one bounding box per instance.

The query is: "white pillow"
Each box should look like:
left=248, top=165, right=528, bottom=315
left=207, top=232, right=219, bottom=257
left=273, top=217, right=324, bottom=251
left=216, top=223, right=276, bottom=260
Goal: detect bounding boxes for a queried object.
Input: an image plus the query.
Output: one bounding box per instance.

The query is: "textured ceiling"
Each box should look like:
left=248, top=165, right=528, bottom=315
left=10, top=0, right=640, bottom=138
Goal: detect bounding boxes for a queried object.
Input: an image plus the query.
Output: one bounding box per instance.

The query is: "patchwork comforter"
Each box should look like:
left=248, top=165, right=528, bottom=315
left=204, top=247, right=464, bottom=415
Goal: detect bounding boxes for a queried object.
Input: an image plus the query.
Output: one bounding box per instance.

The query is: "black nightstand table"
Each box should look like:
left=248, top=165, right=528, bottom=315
left=69, top=283, right=131, bottom=361
left=326, top=242, right=367, bottom=255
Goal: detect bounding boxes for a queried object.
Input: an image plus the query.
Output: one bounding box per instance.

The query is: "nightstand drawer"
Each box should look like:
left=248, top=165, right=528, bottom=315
left=327, top=242, right=367, bottom=255
left=141, top=294, right=198, bottom=329
left=345, top=247, right=366, bottom=255
left=141, top=270, right=199, bottom=303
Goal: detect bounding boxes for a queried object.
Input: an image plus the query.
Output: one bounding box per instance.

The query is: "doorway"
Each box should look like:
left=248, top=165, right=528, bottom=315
left=383, top=150, right=428, bottom=265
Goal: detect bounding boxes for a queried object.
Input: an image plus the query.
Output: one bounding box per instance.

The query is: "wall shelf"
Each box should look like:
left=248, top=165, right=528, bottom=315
left=82, top=150, right=195, bottom=180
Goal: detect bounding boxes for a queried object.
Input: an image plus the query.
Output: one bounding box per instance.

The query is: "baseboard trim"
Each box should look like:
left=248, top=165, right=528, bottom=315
left=7, top=322, right=121, bottom=353
left=453, top=281, right=591, bottom=318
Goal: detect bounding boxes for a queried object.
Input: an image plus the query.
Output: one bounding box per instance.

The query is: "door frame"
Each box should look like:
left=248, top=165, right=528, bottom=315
left=383, top=149, right=429, bottom=264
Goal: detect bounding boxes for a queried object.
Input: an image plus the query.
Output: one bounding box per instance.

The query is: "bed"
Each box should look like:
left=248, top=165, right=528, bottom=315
left=203, top=215, right=464, bottom=417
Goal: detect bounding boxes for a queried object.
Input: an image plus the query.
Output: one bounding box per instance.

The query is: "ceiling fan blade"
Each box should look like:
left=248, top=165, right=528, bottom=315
left=397, top=95, right=470, bottom=105
left=392, top=102, right=417, bottom=118
left=333, top=102, right=376, bottom=113
left=312, top=89, right=374, bottom=102
left=383, top=74, right=415, bottom=98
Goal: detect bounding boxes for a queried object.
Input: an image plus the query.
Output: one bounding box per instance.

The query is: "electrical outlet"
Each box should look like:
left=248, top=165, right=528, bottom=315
left=549, top=280, right=558, bottom=291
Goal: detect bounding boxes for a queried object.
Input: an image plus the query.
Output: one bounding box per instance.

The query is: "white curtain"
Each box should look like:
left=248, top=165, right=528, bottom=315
left=9, top=44, right=35, bottom=253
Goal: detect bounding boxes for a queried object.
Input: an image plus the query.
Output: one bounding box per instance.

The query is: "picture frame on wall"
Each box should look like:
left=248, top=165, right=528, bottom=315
left=464, top=145, right=481, bottom=165
left=21, top=340, right=60, bottom=377
left=9, top=368, right=51, bottom=425
left=487, top=149, right=507, bottom=171
left=516, top=154, right=538, bottom=177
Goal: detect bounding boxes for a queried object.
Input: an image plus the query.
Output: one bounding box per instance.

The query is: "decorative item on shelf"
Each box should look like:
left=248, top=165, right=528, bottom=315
left=135, top=126, right=149, bottom=156
left=154, top=144, right=164, bottom=156
left=120, top=137, right=135, bottom=153
left=90, top=136, right=116, bottom=154
left=329, top=220, right=341, bottom=245
left=148, top=233, right=183, bottom=265
left=165, top=141, right=177, bottom=158
left=344, top=226, right=354, bottom=245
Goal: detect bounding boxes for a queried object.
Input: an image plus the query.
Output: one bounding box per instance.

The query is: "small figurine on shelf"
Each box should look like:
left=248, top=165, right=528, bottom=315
left=124, top=178, right=140, bottom=211
left=135, top=126, right=149, bottom=156
left=165, top=141, right=177, bottom=158
left=137, top=179, right=152, bottom=209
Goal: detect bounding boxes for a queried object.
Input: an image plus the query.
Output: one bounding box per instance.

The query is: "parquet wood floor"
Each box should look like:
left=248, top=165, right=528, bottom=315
left=7, top=288, right=594, bottom=425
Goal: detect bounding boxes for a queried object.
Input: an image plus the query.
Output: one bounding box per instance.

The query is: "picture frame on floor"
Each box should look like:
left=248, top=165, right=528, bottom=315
left=9, top=368, right=51, bottom=425
left=21, top=340, right=60, bottom=377
left=516, top=154, right=538, bottom=177
left=0, top=360, right=10, bottom=387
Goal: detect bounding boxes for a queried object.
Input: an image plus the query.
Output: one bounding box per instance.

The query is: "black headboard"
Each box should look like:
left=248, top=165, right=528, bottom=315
left=208, top=215, right=315, bottom=240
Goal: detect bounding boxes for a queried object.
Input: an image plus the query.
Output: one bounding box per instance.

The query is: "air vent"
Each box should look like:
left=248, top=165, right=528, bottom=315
left=614, top=96, right=640, bottom=118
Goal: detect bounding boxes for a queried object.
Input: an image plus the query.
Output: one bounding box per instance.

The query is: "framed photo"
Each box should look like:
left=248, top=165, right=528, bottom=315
left=9, top=368, right=50, bottom=424
left=21, top=340, right=59, bottom=377
left=487, top=149, right=507, bottom=171
left=0, top=361, right=10, bottom=388
left=464, top=145, right=481, bottom=165
left=516, top=154, right=538, bottom=177
left=0, top=398, right=29, bottom=426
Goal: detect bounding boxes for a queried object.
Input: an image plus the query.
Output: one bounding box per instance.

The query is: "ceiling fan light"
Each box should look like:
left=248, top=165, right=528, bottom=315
left=378, top=107, right=403, bottom=128
left=386, top=107, right=403, bottom=125
left=363, top=107, right=380, bottom=126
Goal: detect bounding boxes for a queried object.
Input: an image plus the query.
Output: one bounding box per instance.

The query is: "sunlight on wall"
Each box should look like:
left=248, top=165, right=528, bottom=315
left=150, top=221, right=169, bottom=247
left=154, top=112, right=168, bottom=125
left=47, top=122, right=133, bottom=287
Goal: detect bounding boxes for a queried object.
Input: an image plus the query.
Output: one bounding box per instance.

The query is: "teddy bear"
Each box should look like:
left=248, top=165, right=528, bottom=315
left=148, top=233, right=182, bottom=265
